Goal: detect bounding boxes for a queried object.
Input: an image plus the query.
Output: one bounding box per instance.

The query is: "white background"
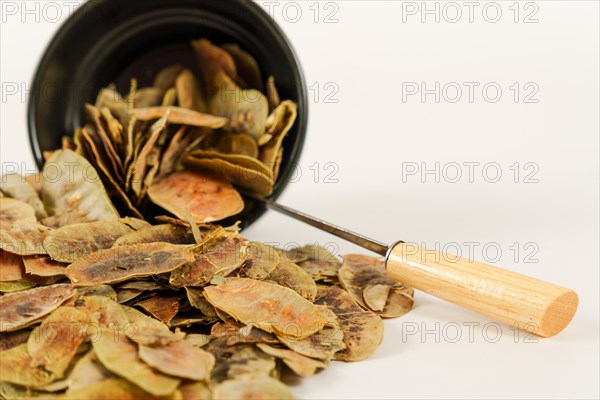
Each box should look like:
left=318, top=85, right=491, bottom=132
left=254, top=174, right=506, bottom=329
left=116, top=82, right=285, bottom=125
left=1, top=1, right=598, bottom=398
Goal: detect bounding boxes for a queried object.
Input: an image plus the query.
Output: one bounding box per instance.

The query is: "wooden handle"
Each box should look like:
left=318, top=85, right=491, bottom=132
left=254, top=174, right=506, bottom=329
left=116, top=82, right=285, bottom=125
left=386, top=242, right=578, bottom=337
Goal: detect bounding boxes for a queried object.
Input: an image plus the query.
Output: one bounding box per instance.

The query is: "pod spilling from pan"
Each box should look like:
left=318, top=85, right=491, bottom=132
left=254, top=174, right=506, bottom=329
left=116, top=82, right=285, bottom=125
left=0, top=39, right=414, bottom=399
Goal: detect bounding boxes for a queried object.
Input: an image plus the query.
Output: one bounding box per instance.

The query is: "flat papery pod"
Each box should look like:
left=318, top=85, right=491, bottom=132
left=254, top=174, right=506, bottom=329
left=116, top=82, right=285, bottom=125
left=100, top=107, right=124, bottom=148
left=378, top=287, right=415, bottom=318
left=217, top=133, right=259, bottom=158
left=188, top=149, right=271, bottom=177
left=0, top=197, right=37, bottom=224
left=0, top=222, right=50, bottom=255
left=0, top=284, right=76, bottom=332
left=339, top=254, right=414, bottom=317
left=204, top=278, right=330, bottom=339
left=41, top=150, right=119, bottom=222
left=74, top=295, right=129, bottom=331
left=43, top=219, right=147, bottom=263
left=266, top=260, right=317, bottom=301
left=221, top=43, right=264, bottom=90
left=139, top=340, right=215, bottom=381
left=75, top=285, right=117, bottom=300
left=208, top=73, right=268, bottom=140
left=133, top=87, right=164, bottom=108
left=169, top=313, right=217, bottom=328
left=0, top=249, right=25, bottom=281
left=0, top=382, right=62, bottom=400
left=120, top=280, right=165, bottom=291
left=176, top=69, right=206, bottom=112
left=117, top=288, right=144, bottom=304
left=209, top=344, right=277, bottom=382
left=0, top=173, right=47, bottom=219
left=179, top=382, right=211, bottom=400
left=67, top=350, right=112, bottom=392
left=185, top=287, right=217, bottom=316
left=84, top=104, right=123, bottom=175
left=23, top=255, right=67, bottom=277
left=314, top=286, right=384, bottom=362
left=163, top=87, right=178, bottom=106
left=170, top=233, right=248, bottom=287
left=272, top=147, right=285, bottom=182
left=363, top=284, right=391, bottom=312
left=210, top=322, right=279, bottom=346
left=135, top=294, right=180, bottom=325
left=65, top=242, right=194, bottom=286
left=131, top=106, right=227, bottom=129
left=129, top=116, right=168, bottom=198
left=185, top=155, right=273, bottom=197
left=0, top=330, right=30, bottom=351
left=259, top=100, right=298, bottom=174
left=24, top=173, right=44, bottom=195
left=256, top=343, right=328, bottom=377
left=297, top=259, right=341, bottom=282
left=37, top=378, right=70, bottom=393
left=114, top=224, right=195, bottom=247
left=157, top=126, right=191, bottom=179
left=191, top=39, right=238, bottom=94
left=276, top=310, right=345, bottom=361
left=154, top=64, right=185, bottom=92
left=95, top=87, right=129, bottom=125
left=122, top=306, right=184, bottom=346
left=27, top=307, right=91, bottom=378
left=137, top=147, right=164, bottom=203
left=0, top=344, right=55, bottom=388
left=0, top=382, right=60, bottom=400
left=184, top=334, right=212, bottom=348
left=266, top=76, right=281, bottom=112
left=78, top=127, right=143, bottom=219
left=63, top=377, right=182, bottom=400
left=242, top=242, right=281, bottom=280
left=41, top=211, right=94, bottom=229
left=148, top=170, right=244, bottom=224
left=92, top=329, right=181, bottom=396
left=0, top=279, right=38, bottom=293
left=212, top=374, right=296, bottom=400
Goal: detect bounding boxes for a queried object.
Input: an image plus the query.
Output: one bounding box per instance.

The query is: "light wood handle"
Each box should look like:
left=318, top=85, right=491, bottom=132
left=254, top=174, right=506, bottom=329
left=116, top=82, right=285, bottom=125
left=386, top=242, right=578, bottom=337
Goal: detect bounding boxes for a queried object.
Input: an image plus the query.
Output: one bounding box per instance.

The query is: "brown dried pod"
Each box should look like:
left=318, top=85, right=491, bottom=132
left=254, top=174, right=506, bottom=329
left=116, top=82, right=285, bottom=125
left=65, top=242, right=195, bottom=286
left=0, top=221, right=50, bottom=256
left=135, top=294, right=181, bottom=325
left=0, top=249, right=25, bottom=281
left=42, top=150, right=119, bottom=223
left=204, top=278, right=330, bottom=339
left=27, top=306, right=91, bottom=378
left=338, top=254, right=414, bottom=318
left=131, top=106, right=227, bottom=129
left=315, top=285, right=384, bottom=362
left=170, top=233, right=248, bottom=287
left=139, top=340, right=215, bottom=381
left=212, top=374, right=296, bottom=400
left=23, top=255, right=67, bottom=277
left=0, top=173, right=47, bottom=219
left=266, top=260, right=317, bottom=301
left=257, top=343, right=328, bottom=377
left=0, top=198, right=37, bottom=224
left=148, top=170, right=244, bottom=224
left=43, top=218, right=149, bottom=263
left=67, top=350, right=112, bottom=392
left=0, top=283, right=76, bottom=332
left=0, top=344, right=55, bottom=388
left=92, top=329, right=181, bottom=396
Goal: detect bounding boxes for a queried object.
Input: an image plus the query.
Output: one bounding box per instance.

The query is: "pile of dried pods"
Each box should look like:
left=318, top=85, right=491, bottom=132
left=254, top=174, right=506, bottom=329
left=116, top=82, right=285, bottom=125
left=0, top=39, right=414, bottom=399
